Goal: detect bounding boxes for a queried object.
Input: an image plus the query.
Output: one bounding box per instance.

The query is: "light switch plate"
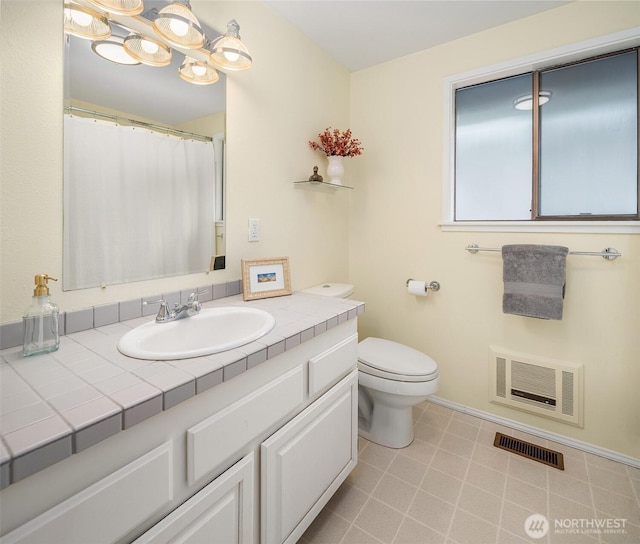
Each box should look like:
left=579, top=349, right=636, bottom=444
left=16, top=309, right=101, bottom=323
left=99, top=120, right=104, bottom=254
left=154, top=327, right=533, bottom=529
left=248, top=219, right=260, bottom=242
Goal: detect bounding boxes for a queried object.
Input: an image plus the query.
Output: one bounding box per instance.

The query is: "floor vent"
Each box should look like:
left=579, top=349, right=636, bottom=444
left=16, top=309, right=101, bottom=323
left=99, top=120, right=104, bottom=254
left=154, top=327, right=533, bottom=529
left=494, top=432, right=564, bottom=470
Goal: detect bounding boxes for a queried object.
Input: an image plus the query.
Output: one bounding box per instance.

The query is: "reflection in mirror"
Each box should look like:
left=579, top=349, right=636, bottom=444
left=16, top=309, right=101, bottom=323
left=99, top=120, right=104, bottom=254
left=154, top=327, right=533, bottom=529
left=63, top=1, right=226, bottom=291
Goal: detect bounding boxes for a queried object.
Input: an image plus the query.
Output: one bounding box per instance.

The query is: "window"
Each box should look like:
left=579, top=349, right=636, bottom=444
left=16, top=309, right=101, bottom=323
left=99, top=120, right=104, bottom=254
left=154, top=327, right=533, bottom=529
left=453, top=47, right=639, bottom=223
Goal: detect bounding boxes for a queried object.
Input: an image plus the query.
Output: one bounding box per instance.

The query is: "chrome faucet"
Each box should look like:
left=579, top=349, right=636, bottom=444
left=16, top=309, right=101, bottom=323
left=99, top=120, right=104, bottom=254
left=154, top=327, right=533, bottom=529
left=144, top=289, right=208, bottom=323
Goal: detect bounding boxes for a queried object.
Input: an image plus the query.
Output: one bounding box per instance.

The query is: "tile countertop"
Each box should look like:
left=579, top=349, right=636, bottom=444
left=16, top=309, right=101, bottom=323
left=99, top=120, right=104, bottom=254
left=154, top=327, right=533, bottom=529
left=0, top=292, right=364, bottom=488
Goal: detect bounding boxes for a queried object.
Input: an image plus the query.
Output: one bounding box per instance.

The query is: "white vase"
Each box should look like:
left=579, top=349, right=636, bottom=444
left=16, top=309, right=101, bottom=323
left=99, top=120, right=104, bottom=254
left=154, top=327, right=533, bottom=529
left=326, top=155, right=344, bottom=185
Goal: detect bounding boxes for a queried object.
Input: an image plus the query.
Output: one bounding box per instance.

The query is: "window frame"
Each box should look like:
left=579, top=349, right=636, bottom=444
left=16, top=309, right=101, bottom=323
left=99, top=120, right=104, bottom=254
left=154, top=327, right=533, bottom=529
left=441, top=27, right=640, bottom=234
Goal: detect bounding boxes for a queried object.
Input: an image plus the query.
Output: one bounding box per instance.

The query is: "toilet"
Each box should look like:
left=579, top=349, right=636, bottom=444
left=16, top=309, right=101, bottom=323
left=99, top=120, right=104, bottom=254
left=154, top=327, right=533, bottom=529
left=357, top=337, right=439, bottom=448
left=301, top=283, right=440, bottom=448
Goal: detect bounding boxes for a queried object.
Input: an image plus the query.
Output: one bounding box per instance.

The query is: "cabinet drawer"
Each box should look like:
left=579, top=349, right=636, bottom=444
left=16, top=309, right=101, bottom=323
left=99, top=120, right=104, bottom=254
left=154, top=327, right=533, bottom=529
left=261, top=370, right=358, bottom=544
left=187, top=365, right=304, bottom=484
left=134, top=452, right=254, bottom=544
left=3, top=442, right=173, bottom=544
left=308, top=333, right=358, bottom=396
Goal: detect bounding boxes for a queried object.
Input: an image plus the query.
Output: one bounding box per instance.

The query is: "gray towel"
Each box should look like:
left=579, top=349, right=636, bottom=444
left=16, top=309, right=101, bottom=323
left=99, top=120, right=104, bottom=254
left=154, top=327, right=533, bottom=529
left=502, top=244, right=569, bottom=320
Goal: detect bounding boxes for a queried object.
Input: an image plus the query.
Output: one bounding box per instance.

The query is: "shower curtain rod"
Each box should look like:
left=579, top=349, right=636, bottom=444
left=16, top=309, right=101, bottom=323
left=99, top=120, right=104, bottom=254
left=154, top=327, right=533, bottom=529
left=465, top=244, right=622, bottom=260
left=64, top=106, right=213, bottom=142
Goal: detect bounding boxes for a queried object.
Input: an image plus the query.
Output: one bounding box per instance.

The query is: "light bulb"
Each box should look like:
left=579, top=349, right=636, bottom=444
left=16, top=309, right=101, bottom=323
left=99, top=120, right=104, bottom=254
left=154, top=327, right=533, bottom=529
left=140, top=39, right=159, bottom=54
left=223, top=50, right=240, bottom=62
left=169, top=17, right=189, bottom=37
left=192, top=64, right=207, bottom=76
left=70, top=9, right=93, bottom=26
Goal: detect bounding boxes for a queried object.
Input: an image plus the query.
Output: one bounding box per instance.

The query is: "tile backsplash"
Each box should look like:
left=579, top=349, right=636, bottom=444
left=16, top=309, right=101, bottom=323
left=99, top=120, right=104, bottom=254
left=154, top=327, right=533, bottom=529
left=0, top=280, right=242, bottom=351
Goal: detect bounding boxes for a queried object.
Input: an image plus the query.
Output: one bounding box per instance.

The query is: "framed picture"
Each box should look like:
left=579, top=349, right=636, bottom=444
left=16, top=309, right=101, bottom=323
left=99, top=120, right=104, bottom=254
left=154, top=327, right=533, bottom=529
left=241, top=257, right=292, bottom=301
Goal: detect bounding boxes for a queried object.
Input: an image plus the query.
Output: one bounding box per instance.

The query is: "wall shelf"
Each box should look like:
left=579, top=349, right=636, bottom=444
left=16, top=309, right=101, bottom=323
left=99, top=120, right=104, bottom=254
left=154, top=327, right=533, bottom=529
left=294, top=181, right=353, bottom=190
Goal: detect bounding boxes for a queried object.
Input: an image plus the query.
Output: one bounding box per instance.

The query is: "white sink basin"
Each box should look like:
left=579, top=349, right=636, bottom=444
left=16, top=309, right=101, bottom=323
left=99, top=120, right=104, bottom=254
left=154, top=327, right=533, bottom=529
left=117, top=307, right=275, bottom=360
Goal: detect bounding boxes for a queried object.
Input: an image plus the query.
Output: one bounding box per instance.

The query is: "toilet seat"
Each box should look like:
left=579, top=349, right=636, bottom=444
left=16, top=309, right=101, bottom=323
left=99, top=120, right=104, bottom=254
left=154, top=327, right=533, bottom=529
left=358, top=337, right=438, bottom=383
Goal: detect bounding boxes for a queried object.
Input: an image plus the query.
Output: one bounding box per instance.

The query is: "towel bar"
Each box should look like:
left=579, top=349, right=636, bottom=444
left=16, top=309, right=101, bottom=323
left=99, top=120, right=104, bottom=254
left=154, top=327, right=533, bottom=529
left=465, top=244, right=621, bottom=260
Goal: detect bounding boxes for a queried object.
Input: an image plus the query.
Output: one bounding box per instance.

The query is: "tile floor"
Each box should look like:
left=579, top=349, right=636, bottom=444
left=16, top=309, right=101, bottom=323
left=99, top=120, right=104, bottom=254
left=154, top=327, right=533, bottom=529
left=300, top=402, right=640, bottom=544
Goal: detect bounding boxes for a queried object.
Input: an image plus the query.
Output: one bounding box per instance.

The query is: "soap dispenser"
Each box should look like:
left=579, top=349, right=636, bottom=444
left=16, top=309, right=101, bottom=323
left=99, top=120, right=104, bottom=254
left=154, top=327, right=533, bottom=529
left=23, top=274, right=60, bottom=357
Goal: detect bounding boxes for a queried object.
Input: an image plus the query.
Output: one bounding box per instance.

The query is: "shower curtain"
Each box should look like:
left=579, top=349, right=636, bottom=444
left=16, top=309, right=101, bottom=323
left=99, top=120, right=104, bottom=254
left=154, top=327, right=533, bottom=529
left=63, top=114, right=215, bottom=290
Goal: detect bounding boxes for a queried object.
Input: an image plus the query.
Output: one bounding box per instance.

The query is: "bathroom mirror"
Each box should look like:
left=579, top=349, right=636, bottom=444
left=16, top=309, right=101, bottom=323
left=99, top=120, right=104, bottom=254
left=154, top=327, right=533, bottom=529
left=63, top=3, right=226, bottom=291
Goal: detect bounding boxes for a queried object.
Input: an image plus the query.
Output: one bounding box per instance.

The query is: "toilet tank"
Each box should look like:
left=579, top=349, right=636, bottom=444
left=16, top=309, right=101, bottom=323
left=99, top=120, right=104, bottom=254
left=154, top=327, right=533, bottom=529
left=301, top=283, right=354, bottom=298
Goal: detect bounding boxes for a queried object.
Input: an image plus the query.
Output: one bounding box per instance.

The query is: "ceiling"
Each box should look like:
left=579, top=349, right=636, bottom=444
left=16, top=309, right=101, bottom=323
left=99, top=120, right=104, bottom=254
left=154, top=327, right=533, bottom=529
left=263, top=0, right=571, bottom=71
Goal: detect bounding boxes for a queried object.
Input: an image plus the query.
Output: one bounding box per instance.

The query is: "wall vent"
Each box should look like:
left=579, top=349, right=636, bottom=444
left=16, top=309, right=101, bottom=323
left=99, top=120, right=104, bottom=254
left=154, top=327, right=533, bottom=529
left=489, top=347, right=583, bottom=427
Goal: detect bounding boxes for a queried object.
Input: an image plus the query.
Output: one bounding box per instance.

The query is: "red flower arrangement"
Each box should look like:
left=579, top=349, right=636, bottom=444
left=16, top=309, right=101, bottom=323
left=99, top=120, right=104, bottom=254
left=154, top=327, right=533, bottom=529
left=309, top=128, right=364, bottom=157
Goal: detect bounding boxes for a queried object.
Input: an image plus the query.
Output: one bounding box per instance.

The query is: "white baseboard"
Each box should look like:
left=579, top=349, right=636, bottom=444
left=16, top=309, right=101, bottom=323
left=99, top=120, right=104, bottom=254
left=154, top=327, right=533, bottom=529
left=428, top=396, right=640, bottom=470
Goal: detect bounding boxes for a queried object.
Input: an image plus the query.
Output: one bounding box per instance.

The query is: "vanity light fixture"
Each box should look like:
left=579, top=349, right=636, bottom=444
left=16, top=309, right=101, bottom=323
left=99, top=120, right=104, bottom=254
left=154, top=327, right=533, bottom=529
left=65, top=0, right=253, bottom=84
left=514, top=90, right=552, bottom=110
left=178, top=56, right=220, bottom=85
left=87, top=0, right=144, bottom=16
left=124, top=33, right=172, bottom=66
left=92, top=34, right=141, bottom=65
left=152, top=1, right=205, bottom=49
left=64, top=2, right=111, bottom=40
left=209, top=19, right=252, bottom=71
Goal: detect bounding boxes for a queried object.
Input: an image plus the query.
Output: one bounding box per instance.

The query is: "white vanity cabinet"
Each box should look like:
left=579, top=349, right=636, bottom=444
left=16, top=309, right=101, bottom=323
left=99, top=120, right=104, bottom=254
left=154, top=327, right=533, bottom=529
left=0, top=320, right=359, bottom=544
left=136, top=370, right=358, bottom=544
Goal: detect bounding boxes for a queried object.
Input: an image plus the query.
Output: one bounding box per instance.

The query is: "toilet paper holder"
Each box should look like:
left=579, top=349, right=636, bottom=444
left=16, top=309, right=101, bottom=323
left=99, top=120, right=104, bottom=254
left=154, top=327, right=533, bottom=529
left=406, top=279, right=441, bottom=292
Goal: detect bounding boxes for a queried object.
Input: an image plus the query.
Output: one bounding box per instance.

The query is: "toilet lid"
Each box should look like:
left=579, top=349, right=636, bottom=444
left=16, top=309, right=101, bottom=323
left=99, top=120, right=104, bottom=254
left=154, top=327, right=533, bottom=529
left=358, top=337, right=438, bottom=378
left=301, top=283, right=354, bottom=298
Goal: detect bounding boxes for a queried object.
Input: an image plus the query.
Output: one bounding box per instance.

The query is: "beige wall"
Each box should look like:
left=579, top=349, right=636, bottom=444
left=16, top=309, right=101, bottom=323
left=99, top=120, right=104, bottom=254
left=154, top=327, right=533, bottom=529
left=349, top=1, right=640, bottom=458
left=0, top=1, right=351, bottom=320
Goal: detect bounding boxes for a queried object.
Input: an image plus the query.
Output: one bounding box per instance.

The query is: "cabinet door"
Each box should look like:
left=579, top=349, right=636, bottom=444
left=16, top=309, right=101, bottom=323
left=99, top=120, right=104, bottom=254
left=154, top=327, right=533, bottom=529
left=134, top=453, right=254, bottom=544
left=261, top=371, right=358, bottom=544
